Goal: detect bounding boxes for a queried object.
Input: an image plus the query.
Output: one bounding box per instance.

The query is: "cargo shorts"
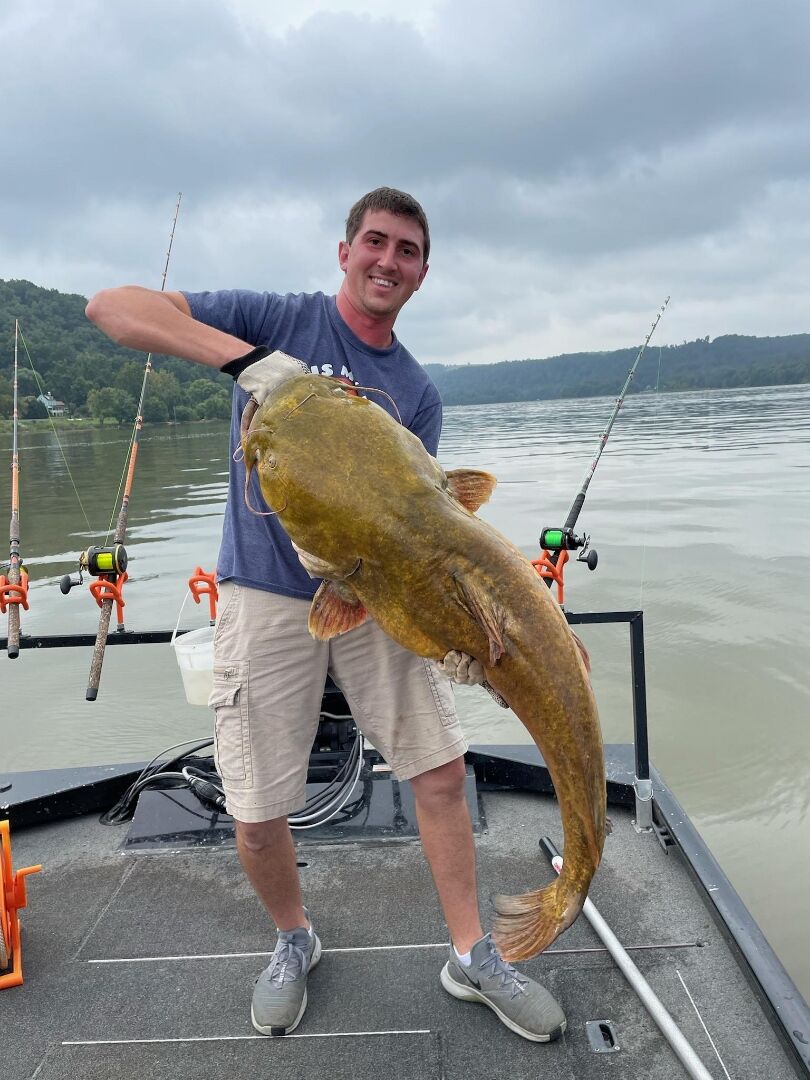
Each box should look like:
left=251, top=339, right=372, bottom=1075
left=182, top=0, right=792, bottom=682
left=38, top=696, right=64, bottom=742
left=208, top=581, right=468, bottom=823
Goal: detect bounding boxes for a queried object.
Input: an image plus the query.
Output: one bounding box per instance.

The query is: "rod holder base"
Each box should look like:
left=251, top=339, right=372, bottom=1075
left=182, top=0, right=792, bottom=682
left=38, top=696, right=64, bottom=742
left=632, top=776, right=653, bottom=833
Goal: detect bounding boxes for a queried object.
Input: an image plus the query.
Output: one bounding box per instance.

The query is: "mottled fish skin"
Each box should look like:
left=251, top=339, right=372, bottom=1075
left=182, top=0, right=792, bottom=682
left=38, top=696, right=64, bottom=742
left=243, top=374, right=606, bottom=960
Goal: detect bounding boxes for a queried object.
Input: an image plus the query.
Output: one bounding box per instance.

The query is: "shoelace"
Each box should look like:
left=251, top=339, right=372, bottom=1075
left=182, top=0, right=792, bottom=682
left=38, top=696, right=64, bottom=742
left=479, top=941, right=529, bottom=999
left=268, top=937, right=307, bottom=988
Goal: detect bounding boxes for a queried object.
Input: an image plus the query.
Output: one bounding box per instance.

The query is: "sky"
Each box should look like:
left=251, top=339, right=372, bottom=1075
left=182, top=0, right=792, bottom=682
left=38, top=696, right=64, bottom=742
left=1, top=0, right=809, bottom=366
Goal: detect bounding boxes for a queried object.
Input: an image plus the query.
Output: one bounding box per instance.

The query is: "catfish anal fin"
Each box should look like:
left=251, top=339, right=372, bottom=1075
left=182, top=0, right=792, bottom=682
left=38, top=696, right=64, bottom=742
left=453, top=574, right=508, bottom=665
left=445, top=469, right=497, bottom=513
left=309, top=580, right=368, bottom=640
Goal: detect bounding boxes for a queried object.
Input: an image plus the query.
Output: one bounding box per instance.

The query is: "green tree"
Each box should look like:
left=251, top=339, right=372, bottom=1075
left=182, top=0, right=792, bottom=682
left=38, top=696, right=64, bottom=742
left=149, top=370, right=183, bottom=410
left=21, top=395, right=48, bottom=419
left=142, top=395, right=169, bottom=422
left=186, top=377, right=219, bottom=406
left=198, top=389, right=232, bottom=419
left=0, top=373, right=12, bottom=418
left=87, top=386, right=136, bottom=424
left=116, top=360, right=146, bottom=402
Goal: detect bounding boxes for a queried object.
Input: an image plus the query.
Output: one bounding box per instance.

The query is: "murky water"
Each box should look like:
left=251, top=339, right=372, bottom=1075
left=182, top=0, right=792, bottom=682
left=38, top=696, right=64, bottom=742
left=2, top=383, right=809, bottom=998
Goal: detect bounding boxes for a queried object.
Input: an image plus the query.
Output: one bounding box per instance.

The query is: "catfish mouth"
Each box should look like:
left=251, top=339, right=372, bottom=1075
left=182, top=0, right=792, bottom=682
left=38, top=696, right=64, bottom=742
left=241, top=423, right=285, bottom=517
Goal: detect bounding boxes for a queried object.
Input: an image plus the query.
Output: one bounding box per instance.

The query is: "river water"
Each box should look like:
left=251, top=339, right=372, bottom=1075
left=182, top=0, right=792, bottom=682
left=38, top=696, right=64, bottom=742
left=2, top=383, right=809, bottom=999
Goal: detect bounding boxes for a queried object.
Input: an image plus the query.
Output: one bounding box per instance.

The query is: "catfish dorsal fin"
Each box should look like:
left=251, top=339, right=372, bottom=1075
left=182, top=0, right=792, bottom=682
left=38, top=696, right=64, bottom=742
left=445, top=469, right=497, bottom=513
left=309, top=580, right=368, bottom=640
left=453, top=573, right=508, bottom=665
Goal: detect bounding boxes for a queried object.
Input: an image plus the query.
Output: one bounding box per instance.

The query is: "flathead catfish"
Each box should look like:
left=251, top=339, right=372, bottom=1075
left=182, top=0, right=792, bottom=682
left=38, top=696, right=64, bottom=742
left=242, top=363, right=606, bottom=961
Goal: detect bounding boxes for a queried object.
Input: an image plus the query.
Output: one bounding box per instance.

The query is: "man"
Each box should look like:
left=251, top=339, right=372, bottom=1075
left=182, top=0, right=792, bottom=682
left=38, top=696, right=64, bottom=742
left=86, top=187, right=565, bottom=1042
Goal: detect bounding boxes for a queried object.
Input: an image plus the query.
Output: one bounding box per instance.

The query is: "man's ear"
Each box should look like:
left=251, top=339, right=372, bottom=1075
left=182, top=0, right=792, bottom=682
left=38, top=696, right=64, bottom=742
left=415, top=262, right=429, bottom=290
left=338, top=239, right=350, bottom=272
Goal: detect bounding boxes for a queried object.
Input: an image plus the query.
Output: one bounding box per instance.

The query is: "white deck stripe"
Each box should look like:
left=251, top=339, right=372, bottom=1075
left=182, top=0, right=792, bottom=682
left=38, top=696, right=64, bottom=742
left=676, top=969, right=733, bottom=1080
left=87, top=943, right=448, bottom=963
left=86, top=940, right=699, bottom=965
left=63, top=1030, right=432, bottom=1046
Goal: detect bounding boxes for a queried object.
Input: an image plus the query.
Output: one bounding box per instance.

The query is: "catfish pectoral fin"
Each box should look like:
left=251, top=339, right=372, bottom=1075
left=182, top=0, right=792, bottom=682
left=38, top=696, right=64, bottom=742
left=571, top=630, right=591, bottom=673
left=491, top=881, right=581, bottom=962
left=292, top=542, right=359, bottom=581
left=308, top=580, right=368, bottom=640
left=453, top=573, right=508, bottom=665
left=445, top=468, right=497, bottom=512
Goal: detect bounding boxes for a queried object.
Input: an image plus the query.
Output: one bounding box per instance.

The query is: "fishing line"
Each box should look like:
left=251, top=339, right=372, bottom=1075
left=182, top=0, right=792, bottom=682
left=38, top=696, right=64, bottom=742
left=351, top=384, right=402, bottom=424
left=16, top=326, right=95, bottom=536
left=636, top=342, right=665, bottom=610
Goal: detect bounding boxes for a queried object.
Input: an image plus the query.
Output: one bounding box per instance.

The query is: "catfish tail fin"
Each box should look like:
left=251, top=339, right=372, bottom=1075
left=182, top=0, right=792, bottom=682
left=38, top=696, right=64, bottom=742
left=491, top=880, right=582, bottom=962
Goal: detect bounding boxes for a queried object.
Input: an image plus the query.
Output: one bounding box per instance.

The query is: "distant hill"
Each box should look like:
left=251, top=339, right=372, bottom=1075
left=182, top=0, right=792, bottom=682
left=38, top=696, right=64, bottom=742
left=0, top=279, right=228, bottom=422
left=1, top=279, right=808, bottom=417
left=425, top=334, right=810, bottom=405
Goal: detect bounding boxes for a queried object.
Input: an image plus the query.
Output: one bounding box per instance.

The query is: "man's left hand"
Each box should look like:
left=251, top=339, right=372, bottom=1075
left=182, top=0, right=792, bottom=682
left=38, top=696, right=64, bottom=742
left=439, top=650, right=485, bottom=685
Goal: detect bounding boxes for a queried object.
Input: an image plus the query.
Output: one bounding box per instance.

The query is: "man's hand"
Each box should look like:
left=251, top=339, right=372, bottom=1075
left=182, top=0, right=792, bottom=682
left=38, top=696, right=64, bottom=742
left=221, top=346, right=311, bottom=407
left=439, top=650, right=485, bottom=685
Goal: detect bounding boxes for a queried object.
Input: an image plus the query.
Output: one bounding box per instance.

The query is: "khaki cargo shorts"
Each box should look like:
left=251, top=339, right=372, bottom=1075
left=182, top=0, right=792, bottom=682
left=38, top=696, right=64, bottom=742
left=208, top=581, right=468, bottom=823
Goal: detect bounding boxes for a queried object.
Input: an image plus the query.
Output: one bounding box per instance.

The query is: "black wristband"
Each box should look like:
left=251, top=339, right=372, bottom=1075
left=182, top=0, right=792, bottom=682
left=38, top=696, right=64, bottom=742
left=220, top=345, right=271, bottom=379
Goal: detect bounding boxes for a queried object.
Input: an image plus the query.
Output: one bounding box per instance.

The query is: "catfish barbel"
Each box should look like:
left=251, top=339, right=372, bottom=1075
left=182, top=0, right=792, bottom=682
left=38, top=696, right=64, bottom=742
left=242, top=358, right=606, bottom=960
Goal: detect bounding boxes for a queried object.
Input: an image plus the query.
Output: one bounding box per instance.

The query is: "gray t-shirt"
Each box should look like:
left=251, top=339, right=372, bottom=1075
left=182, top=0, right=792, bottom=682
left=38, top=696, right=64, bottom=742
left=183, top=289, right=443, bottom=599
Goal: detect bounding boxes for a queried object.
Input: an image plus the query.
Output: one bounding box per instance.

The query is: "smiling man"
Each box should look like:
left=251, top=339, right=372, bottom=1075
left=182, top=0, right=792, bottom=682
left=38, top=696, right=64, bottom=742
left=86, top=187, right=565, bottom=1044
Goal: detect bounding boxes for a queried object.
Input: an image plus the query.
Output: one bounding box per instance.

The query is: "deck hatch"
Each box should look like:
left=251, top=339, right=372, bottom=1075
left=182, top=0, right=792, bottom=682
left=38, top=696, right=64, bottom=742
left=585, top=1019, right=620, bottom=1053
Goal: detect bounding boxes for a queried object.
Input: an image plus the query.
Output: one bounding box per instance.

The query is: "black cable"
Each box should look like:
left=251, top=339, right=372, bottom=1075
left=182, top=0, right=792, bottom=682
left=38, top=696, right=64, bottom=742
left=101, top=722, right=363, bottom=826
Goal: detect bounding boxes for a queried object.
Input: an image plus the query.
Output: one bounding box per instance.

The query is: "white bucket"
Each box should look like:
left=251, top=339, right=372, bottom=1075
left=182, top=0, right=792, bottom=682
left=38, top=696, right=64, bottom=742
left=172, top=623, right=215, bottom=707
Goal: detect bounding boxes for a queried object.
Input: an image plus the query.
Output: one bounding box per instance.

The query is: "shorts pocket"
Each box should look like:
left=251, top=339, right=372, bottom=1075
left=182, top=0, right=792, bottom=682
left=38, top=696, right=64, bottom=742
left=209, top=660, right=250, bottom=782
left=423, top=659, right=457, bottom=728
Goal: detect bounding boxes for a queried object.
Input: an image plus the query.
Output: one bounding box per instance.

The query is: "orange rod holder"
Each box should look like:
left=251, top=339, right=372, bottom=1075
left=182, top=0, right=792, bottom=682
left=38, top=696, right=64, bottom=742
left=89, top=571, right=128, bottom=628
left=188, top=567, right=218, bottom=624
left=0, top=820, right=41, bottom=989
left=0, top=570, right=29, bottom=614
left=532, top=549, right=570, bottom=606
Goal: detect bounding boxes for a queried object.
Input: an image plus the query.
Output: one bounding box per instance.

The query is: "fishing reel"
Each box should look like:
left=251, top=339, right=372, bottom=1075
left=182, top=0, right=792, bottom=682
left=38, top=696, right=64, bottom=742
left=539, top=527, right=598, bottom=571
left=59, top=545, right=128, bottom=595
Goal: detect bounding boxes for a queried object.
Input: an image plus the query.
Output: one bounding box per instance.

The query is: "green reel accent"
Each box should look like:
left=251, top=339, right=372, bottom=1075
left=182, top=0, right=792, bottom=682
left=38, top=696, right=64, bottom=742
left=82, top=544, right=128, bottom=577
left=541, top=529, right=566, bottom=549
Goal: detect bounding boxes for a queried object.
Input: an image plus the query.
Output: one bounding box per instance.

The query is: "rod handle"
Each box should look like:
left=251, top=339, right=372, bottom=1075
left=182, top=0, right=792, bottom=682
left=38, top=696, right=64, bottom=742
left=86, top=599, right=113, bottom=700
left=7, top=604, right=20, bottom=659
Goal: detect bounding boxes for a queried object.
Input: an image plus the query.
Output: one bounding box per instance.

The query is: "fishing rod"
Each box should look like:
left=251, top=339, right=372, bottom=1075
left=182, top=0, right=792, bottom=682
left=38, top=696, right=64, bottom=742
left=534, top=296, right=670, bottom=605
left=1, top=320, right=29, bottom=659
left=60, top=194, right=183, bottom=700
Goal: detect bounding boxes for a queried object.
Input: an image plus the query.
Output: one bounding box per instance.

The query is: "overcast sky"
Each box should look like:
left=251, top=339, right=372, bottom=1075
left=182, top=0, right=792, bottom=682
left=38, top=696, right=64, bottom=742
left=2, top=0, right=809, bottom=365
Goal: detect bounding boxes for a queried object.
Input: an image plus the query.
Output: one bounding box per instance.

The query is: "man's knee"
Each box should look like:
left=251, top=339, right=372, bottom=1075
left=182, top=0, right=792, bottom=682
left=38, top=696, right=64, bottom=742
left=235, top=816, right=289, bottom=854
left=410, top=756, right=467, bottom=809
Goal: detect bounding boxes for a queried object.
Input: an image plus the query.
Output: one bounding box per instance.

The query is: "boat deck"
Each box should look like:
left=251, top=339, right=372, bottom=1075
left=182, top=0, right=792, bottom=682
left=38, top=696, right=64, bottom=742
left=4, top=776, right=801, bottom=1080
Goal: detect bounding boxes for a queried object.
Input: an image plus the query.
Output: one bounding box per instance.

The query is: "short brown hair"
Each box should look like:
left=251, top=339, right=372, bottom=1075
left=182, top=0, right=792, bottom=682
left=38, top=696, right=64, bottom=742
left=345, top=187, right=430, bottom=264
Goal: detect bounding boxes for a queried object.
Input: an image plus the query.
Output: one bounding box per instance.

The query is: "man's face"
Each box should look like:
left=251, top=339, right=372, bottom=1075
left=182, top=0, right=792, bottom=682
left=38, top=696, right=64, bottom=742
left=338, top=209, right=429, bottom=322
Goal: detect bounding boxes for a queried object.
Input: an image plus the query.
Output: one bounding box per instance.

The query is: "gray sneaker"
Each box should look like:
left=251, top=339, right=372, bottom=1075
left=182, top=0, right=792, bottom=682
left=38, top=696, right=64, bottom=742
left=440, top=933, right=566, bottom=1042
left=251, top=917, right=322, bottom=1036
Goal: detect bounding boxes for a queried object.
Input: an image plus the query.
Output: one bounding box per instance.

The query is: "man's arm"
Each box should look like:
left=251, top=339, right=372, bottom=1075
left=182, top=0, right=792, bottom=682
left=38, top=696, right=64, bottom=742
left=85, top=286, right=252, bottom=368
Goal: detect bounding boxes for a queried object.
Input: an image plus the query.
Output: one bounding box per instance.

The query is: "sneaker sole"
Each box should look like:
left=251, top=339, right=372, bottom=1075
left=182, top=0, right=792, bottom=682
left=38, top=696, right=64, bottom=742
left=251, top=937, right=322, bottom=1037
left=440, top=962, right=566, bottom=1043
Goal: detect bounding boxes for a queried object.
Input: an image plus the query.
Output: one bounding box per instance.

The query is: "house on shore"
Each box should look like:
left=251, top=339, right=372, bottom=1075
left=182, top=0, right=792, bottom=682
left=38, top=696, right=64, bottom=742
left=37, top=392, right=67, bottom=417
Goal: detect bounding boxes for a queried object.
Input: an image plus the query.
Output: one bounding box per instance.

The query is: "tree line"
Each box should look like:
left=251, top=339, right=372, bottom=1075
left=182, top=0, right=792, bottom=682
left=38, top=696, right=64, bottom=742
left=2, top=279, right=809, bottom=421
left=424, top=334, right=810, bottom=405
left=0, top=279, right=230, bottom=423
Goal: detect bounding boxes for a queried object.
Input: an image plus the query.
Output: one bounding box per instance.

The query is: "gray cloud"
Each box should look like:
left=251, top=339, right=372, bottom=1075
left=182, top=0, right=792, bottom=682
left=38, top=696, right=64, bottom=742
left=1, top=0, right=809, bottom=363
